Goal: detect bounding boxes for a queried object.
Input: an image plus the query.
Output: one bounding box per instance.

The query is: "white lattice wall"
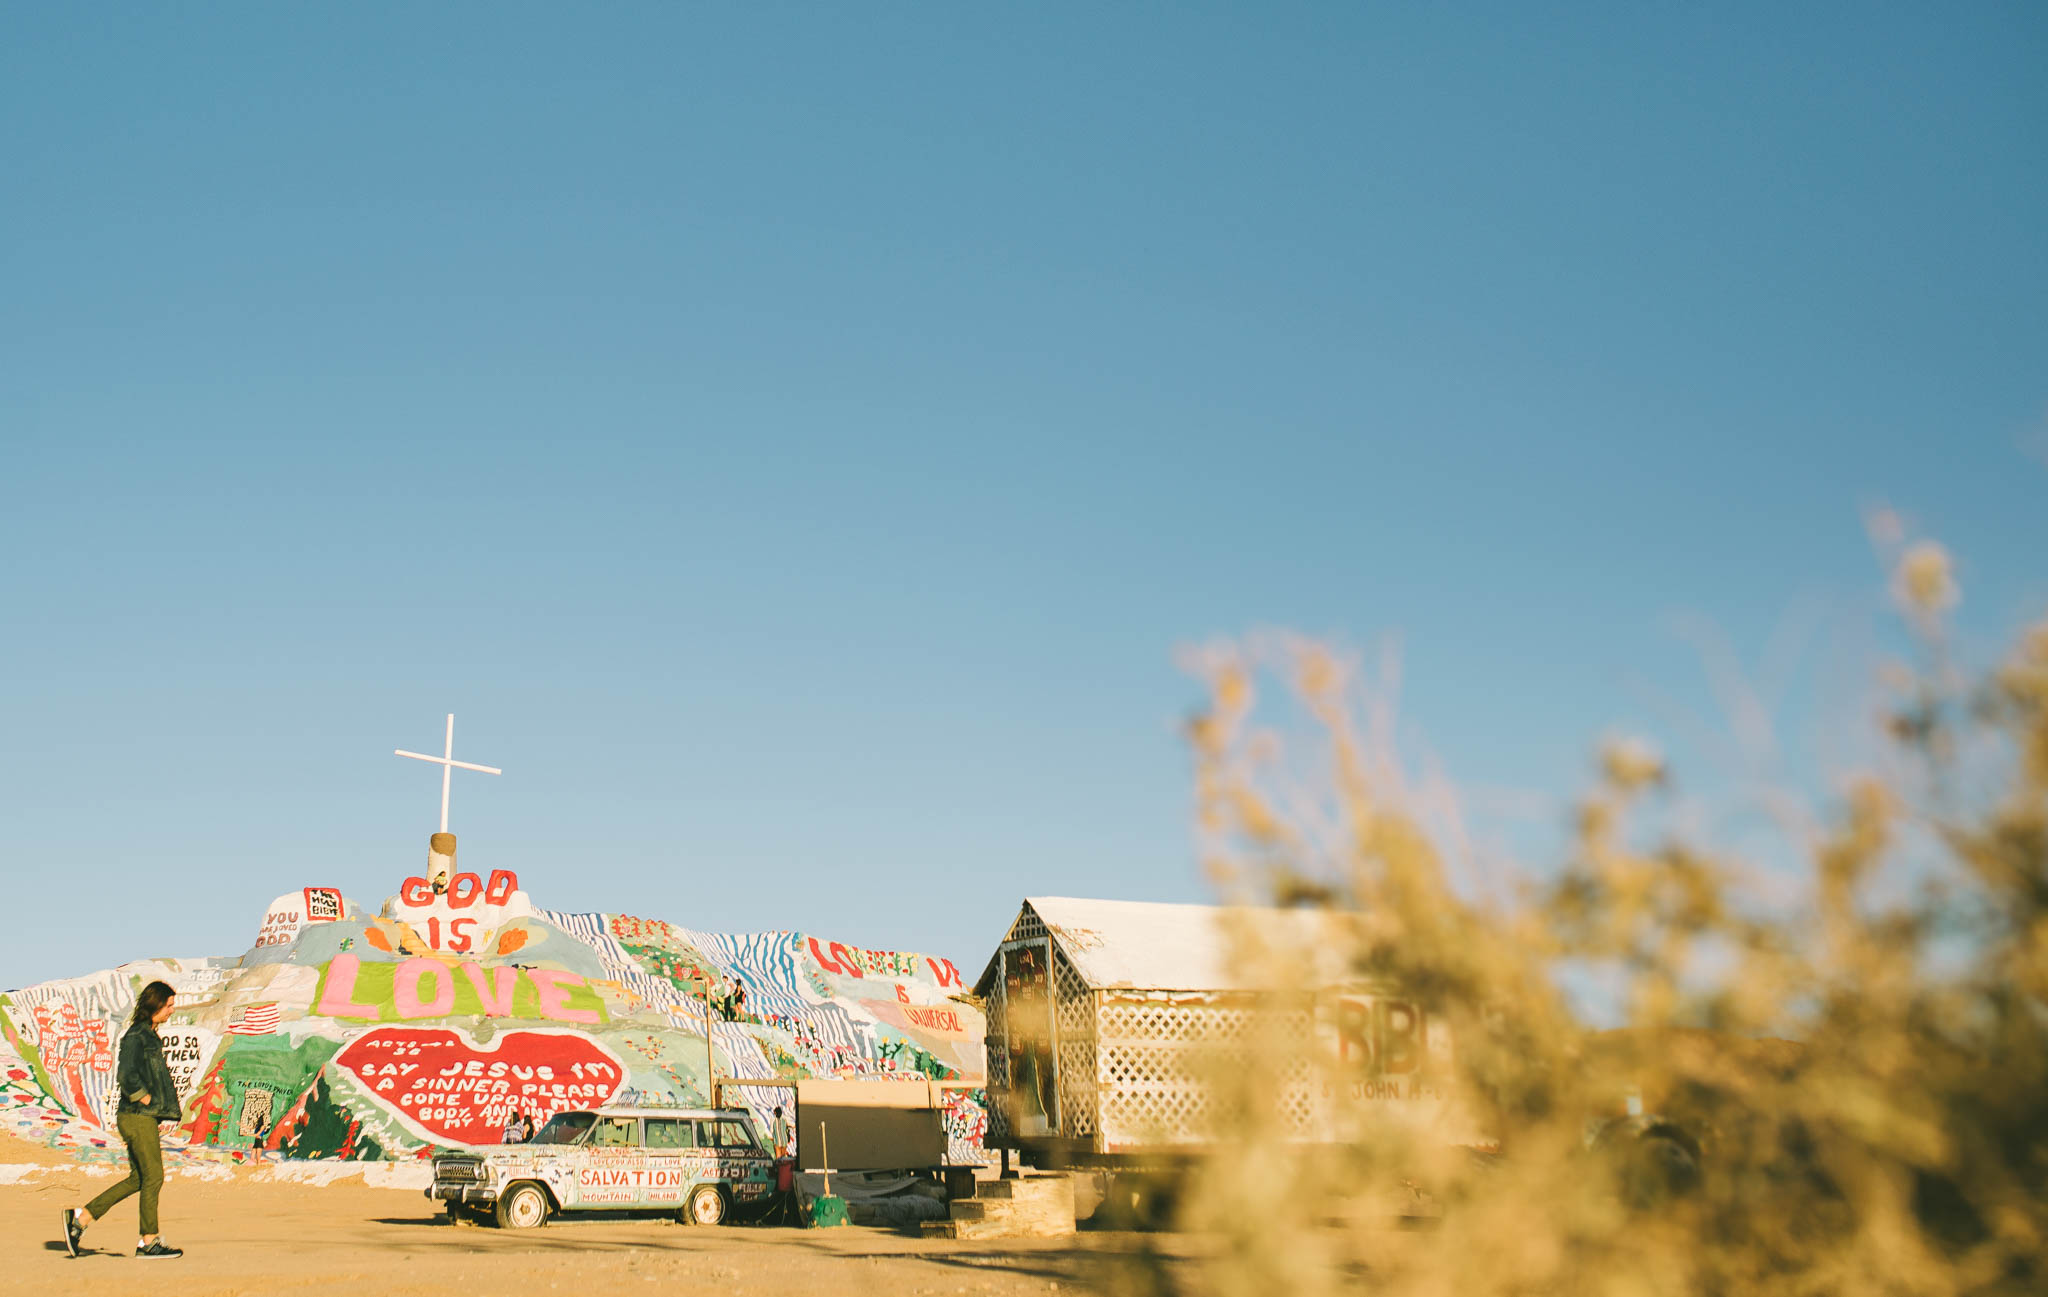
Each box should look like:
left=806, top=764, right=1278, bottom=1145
left=1053, top=943, right=1097, bottom=1139
left=1054, top=949, right=1093, bottom=1039
left=1095, top=998, right=1319, bottom=1149
left=1056, top=1041, right=1095, bottom=1138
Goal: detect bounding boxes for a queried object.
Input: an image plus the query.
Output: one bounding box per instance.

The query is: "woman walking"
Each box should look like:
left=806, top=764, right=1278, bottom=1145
left=61, top=980, right=184, bottom=1259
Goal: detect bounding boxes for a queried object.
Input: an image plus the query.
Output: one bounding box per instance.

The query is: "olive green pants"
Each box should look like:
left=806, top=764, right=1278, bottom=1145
left=85, top=1112, right=164, bottom=1235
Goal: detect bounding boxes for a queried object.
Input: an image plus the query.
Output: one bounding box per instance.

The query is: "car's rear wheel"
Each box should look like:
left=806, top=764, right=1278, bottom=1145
left=682, top=1184, right=726, bottom=1227
left=495, top=1182, right=550, bottom=1230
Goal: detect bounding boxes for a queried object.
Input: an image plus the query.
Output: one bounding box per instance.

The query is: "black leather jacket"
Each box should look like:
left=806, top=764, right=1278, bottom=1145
left=114, top=1022, right=181, bottom=1122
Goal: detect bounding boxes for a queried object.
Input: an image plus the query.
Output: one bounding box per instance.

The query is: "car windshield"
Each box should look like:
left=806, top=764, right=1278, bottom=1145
left=529, top=1111, right=597, bottom=1145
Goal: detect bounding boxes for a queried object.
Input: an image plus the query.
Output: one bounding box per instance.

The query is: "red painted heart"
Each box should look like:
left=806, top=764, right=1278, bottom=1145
left=331, top=1026, right=627, bottom=1147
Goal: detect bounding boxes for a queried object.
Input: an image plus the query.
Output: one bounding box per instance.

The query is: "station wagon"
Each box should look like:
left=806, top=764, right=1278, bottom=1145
left=427, top=1105, right=778, bottom=1228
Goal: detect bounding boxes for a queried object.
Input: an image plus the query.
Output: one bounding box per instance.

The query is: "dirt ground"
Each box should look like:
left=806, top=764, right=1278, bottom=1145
left=0, top=1144, right=1196, bottom=1297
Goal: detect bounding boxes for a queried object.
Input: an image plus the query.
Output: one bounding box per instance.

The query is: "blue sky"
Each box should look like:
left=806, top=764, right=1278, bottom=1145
left=3, top=3, right=2043, bottom=990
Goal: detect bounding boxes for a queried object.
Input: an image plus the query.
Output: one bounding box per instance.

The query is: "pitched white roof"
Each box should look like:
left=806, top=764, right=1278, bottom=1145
left=1021, top=896, right=1352, bottom=992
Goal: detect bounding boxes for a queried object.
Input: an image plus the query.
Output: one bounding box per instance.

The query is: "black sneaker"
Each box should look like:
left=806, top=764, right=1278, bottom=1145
left=62, top=1209, right=84, bottom=1258
left=135, top=1241, right=183, bottom=1259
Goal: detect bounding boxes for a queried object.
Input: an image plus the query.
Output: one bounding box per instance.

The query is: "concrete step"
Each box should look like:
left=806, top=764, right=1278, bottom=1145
left=976, top=1174, right=1072, bottom=1203
left=930, top=1174, right=1077, bottom=1240
left=924, top=1214, right=1074, bottom=1241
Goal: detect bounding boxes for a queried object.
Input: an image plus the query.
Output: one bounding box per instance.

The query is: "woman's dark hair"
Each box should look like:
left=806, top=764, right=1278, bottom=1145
left=130, top=980, right=175, bottom=1029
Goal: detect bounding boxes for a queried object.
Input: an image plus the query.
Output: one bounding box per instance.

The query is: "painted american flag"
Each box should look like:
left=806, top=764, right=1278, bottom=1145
left=225, top=1002, right=280, bottom=1035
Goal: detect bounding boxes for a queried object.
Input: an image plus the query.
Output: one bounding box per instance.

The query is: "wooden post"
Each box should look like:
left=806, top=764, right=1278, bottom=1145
left=819, top=1122, right=832, bottom=1199
left=805, top=1122, right=848, bottom=1228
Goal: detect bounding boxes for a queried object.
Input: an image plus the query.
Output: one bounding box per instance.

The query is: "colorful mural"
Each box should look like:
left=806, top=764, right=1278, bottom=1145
left=0, top=873, right=989, bottom=1169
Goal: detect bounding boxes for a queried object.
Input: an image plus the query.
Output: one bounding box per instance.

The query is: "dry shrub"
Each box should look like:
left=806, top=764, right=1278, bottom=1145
left=1136, top=544, right=2046, bottom=1297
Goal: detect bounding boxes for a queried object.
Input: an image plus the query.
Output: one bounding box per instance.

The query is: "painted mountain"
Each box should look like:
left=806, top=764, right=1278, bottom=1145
left=0, top=871, right=987, bottom=1166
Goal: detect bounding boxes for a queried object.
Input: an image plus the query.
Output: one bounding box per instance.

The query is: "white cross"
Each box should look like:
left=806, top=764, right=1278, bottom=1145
left=394, top=714, right=502, bottom=833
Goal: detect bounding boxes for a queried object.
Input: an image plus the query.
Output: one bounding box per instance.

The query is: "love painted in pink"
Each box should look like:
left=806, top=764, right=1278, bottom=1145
left=315, top=953, right=603, bottom=1024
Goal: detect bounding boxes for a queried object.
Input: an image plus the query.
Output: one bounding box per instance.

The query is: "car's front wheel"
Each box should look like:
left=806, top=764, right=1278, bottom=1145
left=681, top=1184, right=726, bottom=1227
left=495, top=1182, right=551, bottom=1230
